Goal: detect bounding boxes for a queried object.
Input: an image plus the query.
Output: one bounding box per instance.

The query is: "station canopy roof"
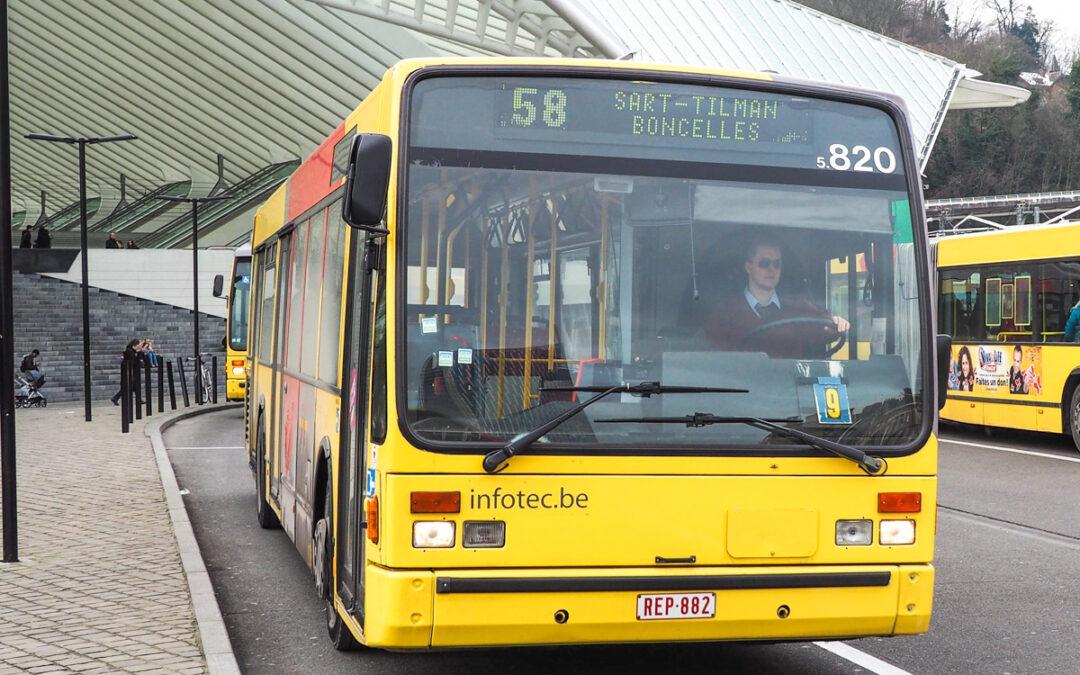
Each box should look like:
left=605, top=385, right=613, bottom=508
left=8, top=0, right=1029, bottom=248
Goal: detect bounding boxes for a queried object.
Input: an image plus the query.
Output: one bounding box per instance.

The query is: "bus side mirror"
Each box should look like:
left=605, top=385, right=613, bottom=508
left=936, top=334, right=952, bottom=411
left=342, top=133, right=392, bottom=235
left=212, top=274, right=224, bottom=298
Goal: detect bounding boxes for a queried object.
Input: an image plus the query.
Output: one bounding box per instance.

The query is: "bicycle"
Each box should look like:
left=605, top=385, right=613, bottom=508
left=184, top=353, right=214, bottom=404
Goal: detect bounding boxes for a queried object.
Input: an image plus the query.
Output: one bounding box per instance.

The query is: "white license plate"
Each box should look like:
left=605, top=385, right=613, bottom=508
left=636, top=592, right=716, bottom=620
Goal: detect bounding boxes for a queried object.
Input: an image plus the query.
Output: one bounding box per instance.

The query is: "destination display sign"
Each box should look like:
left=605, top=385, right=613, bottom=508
left=409, top=75, right=905, bottom=178
left=496, top=83, right=810, bottom=148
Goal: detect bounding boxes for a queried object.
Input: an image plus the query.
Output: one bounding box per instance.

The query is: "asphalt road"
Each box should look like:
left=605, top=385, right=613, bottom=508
left=164, top=410, right=1080, bottom=674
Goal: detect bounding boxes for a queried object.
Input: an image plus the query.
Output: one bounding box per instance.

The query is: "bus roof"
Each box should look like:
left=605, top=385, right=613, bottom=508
left=935, top=220, right=1080, bottom=268
left=234, top=243, right=251, bottom=258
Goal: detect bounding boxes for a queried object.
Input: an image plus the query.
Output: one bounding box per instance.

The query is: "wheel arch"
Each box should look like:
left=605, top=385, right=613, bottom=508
left=249, top=397, right=267, bottom=472
left=1062, top=367, right=1080, bottom=434
left=313, top=436, right=334, bottom=528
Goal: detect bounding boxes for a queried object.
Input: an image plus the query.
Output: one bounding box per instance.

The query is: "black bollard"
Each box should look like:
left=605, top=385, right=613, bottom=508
left=177, top=357, right=190, bottom=408
left=120, top=359, right=129, bottom=434
left=158, top=360, right=164, bottom=412
left=212, top=355, right=219, bottom=404
left=133, top=359, right=143, bottom=420
left=167, top=361, right=177, bottom=410
left=145, top=359, right=152, bottom=416
left=195, top=356, right=203, bottom=406
left=126, top=359, right=136, bottom=423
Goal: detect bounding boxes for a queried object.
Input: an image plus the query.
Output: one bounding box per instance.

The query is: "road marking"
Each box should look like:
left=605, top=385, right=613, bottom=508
left=939, top=437, right=1080, bottom=464
left=168, top=446, right=244, bottom=450
left=813, top=641, right=912, bottom=674
left=939, top=507, right=1080, bottom=550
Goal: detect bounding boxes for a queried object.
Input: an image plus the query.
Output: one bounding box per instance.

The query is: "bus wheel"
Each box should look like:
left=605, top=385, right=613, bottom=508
left=317, top=478, right=357, bottom=651
left=1070, top=387, right=1080, bottom=453
left=255, top=426, right=280, bottom=529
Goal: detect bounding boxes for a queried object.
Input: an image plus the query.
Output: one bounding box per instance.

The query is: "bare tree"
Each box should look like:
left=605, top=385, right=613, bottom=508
left=985, top=0, right=1019, bottom=34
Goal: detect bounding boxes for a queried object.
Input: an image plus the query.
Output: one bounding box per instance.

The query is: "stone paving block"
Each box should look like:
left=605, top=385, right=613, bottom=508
left=0, top=404, right=207, bottom=673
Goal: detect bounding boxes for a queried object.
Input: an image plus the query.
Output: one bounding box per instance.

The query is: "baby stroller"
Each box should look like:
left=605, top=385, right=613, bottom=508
left=15, top=372, right=47, bottom=407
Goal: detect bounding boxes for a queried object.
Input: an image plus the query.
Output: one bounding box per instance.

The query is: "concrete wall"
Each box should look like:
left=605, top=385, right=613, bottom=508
left=42, top=249, right=235, bottom=318
left=14, top=271, right=226, bottom=403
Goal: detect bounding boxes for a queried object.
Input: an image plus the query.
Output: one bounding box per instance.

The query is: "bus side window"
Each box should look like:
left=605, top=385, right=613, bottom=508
left=1039, top=261, right=1080, bottom=342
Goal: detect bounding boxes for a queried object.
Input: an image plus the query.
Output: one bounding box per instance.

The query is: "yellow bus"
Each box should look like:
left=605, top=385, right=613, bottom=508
left=214, top=244, right=252, bottom=402
left=246, top=57, right=941, bottom=650
left=936, top=222, right=1080, bottom=450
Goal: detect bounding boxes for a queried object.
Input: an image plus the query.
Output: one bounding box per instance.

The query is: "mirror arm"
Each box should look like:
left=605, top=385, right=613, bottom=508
left=352, top=224, right=390, bottom=236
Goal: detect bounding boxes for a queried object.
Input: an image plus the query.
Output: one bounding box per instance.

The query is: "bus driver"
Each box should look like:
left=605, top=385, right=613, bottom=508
left=705, top=237, right=850, bottom=358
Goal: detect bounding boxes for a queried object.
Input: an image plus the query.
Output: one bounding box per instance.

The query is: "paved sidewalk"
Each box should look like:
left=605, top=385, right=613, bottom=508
left=0, top=402, right=206, bottom=674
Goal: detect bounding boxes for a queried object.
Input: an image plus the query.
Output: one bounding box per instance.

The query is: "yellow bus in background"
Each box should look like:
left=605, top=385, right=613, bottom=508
left=246, top=57, right=940, bottom=651
left=213, top=244, right=252, bottom=401
left=937, top=222, right=1080, bottom=451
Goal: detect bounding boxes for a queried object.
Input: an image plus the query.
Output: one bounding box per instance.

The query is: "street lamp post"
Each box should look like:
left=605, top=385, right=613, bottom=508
left=2, top=0, right=19, bottom=562
left=157, top=195, right=229, bottom=404
left=26, top=132, right=136, bottom=422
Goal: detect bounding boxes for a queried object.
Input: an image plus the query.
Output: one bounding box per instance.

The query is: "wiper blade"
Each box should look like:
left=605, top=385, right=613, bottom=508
left=481, top=382, right=748, bottom=473
left=544, top=383, right=749, bottom=396
left=598, top=413, right=801, bottom=426
left=596, top=412, right=886, bottom=475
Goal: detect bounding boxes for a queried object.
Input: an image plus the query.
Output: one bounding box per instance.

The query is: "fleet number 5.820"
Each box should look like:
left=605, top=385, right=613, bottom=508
left=817, top=144, right=897, bottom=173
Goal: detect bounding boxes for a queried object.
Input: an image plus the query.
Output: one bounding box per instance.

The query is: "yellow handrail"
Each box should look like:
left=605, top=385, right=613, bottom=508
left=598, top=195, right=609, bottom=360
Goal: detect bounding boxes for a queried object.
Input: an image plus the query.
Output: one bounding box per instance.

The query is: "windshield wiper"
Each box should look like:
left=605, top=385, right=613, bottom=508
left=596, top=412, right=886, bottom=475
left=481, top=382, right=748, bottom=473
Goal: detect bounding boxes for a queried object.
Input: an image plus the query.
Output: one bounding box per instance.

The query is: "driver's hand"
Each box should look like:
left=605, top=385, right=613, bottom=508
left=831, top=315, right=850, bottom=332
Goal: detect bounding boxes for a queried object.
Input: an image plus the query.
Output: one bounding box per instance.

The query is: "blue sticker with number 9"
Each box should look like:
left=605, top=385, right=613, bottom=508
left=813, top=377, right=851, bottom=424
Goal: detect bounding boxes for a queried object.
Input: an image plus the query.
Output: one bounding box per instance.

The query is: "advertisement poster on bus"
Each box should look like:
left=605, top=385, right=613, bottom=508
left=948, top=344, right=1042, bottom=395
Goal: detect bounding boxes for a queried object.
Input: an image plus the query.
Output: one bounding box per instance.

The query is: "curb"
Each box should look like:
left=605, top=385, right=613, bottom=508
left=146, top=403, right=244, bottom=675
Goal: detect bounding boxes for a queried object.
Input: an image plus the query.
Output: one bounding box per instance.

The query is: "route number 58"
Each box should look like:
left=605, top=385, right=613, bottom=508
left=512, top=86, right=568, bottom=129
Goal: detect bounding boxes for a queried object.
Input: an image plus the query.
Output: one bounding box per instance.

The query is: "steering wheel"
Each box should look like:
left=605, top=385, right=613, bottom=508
left=736, top=317, right=847, bottom=358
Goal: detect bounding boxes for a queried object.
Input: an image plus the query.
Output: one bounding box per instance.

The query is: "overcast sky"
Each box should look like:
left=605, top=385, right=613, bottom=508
left=957, top=0, right=1080, bottom=63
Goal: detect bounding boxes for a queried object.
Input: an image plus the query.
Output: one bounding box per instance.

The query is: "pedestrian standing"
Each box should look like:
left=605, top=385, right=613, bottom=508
left=34, top=224, right=52, bottom=249
left=126, top=239, right=140, bottom=249
left=105, top=232, right=123, bottom=249
left=1065, top=299, right=1080, bottom=342
left=111, top=339, right=142, bottom=405
left=19, top=226, right=32, bottom=248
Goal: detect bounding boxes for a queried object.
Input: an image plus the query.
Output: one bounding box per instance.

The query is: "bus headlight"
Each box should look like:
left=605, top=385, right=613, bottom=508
left=231, top=366, right=245, bottom=376
left=462, top=521, right=505, bottom=548
left=835, top=519, right=872, bottom=546
left=879, top=519, right=916, bottom=545
left=412, top=521, right=455, bottom=548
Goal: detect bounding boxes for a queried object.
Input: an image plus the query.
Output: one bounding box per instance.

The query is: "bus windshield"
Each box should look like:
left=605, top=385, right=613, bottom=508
left=402, top=74, right=926, bottom=452
left=229, top=258, right=251, bottom=352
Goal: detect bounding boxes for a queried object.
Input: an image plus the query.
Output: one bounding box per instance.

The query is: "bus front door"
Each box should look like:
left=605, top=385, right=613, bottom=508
left=336, top=233, right=378, bottom=626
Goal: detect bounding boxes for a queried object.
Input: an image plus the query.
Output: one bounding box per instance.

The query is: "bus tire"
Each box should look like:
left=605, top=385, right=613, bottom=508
left=255, top=423, right=280, bottom=530
left=1070, top=386, right=1080, bottom=453
left=317, top=478, right=358, bottom=651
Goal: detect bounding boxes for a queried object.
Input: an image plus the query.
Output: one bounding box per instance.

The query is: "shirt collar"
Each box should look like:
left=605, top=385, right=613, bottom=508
left=745, top=287, right=781, bottom=316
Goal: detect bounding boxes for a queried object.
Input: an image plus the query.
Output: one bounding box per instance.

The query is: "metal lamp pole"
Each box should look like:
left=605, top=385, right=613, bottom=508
left=26, top=132, right=136, bottom=422
left=157, top=195, right=228, bottom=404
left=1, top=0, right=18, bottom=562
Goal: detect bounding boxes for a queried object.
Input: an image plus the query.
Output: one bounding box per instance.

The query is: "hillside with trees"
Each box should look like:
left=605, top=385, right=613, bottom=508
left=800, top=0, right=1079, bottom=199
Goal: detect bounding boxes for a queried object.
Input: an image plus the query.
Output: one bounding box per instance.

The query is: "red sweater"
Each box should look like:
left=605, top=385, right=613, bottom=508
left=704, top=290, right=834, bottom=359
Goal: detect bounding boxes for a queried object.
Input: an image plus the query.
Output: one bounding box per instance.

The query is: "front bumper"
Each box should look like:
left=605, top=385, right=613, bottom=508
left=360, top=563, right=934, bottom=648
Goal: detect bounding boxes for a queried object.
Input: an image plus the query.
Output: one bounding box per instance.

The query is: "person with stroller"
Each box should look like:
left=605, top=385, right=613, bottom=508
left=17, top=349, right=47, bottom=407
left=20, top=349, right=43, bottom=384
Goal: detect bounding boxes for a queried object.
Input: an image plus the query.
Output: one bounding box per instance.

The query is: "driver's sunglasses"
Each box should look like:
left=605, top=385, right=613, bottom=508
left=754, top=257, right=782, bottom=270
